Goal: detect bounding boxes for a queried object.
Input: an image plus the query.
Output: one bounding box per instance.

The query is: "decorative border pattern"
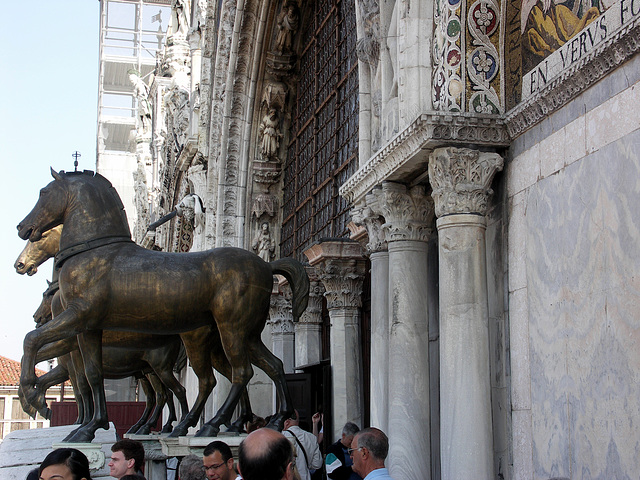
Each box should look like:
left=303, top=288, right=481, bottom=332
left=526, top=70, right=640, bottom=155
left=433, top=0, right=466, bottom=111
left=466, top=0, right=503, bottom=113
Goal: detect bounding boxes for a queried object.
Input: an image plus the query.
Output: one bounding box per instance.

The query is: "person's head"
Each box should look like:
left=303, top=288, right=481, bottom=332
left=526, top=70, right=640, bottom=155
left=349, top=427, right=389, bottom=478
left=25, top=468, right=39, bottom=480
left=203, top=441, right=235, bottom=480
left=340, top=422, right=360, bottom=448
left=238, top=428, right=296, bottom=480
left=245, top=414, right=267, bottom=433
left=39, top=448, right=92, bottom=480
left=179, top=454, right=206, bottom=480
left=110, top=439, right=145, bottom=479
left=283, top=409, right=300, bottom=430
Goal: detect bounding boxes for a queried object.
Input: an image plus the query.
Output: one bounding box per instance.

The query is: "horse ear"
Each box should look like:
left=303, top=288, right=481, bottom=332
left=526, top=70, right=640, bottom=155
left=50, top=167, right=62, bottom=180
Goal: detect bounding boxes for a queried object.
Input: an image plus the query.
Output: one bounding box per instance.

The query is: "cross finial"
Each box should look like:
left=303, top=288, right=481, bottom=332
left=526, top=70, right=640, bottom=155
left=72, top=151, right=81, bottom=171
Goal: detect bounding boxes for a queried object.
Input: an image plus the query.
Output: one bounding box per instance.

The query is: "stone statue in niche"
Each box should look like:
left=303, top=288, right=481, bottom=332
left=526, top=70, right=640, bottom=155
left=129, top=71, right=152, bottom=135
left=168, top=0, right=190, bottom=42
left=252, top=222, right=276, bottom=262
left=275, top=2, right=300, bottom=54
left=259, top=107, right=282, bottom=160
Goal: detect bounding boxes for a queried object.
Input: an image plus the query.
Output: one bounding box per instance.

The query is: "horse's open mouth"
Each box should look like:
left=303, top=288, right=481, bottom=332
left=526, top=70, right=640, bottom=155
left=17, top=224, right=34, bottom=241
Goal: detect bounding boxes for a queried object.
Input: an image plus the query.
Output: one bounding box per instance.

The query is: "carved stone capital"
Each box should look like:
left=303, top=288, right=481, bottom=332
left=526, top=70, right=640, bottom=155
left=373, top=182, right=434, bottom=243
left=299, top=270, right=325, bottom=325
left=304, top=241, right=367, bottom=310
left=268, top=293, right=295, bottom=334
left=350, top=200, right=387, bottom=253
left=428, top=147, right=503, bottom=217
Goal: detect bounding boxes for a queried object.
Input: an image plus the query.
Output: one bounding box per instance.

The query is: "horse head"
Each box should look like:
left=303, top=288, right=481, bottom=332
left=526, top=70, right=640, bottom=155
left=17, top=168, right=131, bottom=245
left=33, top=281, right=55, bottom=327
left=14, top=225, right=62, bottom=275
left=17, top=168, right=68, bottom=242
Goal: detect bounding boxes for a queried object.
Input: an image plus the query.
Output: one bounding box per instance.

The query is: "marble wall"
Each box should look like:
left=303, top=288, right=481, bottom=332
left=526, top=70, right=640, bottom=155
left=507, top=65, right=640, bottom=478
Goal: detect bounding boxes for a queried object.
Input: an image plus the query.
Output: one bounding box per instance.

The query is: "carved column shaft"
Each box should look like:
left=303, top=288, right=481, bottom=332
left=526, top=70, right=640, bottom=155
left=304, top=241, right=366, bottom=442
left=428, top=147, right=503, bottom=480
left=376, top=182, right=434, bottom=480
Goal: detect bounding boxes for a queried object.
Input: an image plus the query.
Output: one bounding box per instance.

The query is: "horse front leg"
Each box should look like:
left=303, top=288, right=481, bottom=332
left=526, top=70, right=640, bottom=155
left=20, top=309, right=85, bottom=410
left=64, top=330, right=108, bottom=442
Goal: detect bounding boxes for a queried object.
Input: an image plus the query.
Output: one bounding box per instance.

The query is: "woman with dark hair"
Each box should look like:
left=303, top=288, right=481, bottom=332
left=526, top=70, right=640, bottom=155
left=39, top=448, right=92, bottom=480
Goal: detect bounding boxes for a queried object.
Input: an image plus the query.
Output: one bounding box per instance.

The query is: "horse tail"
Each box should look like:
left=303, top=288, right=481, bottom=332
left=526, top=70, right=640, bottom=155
left=270, top=258, right=310, bottom=321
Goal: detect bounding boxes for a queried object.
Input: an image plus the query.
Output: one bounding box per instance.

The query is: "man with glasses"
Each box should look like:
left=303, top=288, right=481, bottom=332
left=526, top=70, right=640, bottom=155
left=203, top=440, right=239, bottom=480
left=325, top=422, right=362, bottom=480
left=349, top=428, right=395, bottom=480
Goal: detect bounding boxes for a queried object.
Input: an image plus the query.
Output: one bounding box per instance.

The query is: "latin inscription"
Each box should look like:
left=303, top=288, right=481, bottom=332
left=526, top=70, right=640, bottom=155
left=522, top=0, right=640, bottom=99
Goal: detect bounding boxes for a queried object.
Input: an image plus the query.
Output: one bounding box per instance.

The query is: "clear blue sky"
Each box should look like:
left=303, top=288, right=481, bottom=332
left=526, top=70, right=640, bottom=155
left=0, top=1, right=100, bottom=362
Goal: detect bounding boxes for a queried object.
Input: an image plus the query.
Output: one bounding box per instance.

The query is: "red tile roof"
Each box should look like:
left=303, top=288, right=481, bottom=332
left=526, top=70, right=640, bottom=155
left=0, top=355, right=49, bottom=387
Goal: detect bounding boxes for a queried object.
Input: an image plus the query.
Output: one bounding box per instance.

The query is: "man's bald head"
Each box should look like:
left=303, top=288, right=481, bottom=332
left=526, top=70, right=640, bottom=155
left=238, top=429, right=294, bottom=480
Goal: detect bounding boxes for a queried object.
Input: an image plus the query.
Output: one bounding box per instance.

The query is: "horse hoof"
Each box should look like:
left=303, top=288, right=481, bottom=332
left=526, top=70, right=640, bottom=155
left=136, top=425, right=151, bottom=435
left=168, top=427, right=187, bottom=438
left=195, top=425, right=220, bottom=437
left=161, top=425, right=173, bottom=434
left=63, top=427, right=91, bottom=443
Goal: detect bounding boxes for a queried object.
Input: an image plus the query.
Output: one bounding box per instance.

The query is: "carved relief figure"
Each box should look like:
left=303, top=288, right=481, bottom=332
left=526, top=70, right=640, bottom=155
left=259, top=108, right=282, bottom=160
left=275, top=2, right=300, bottom=54
left=129, top=71, right=152, bottom=135
left=168, top=0, right=190, bottom=41
left=253, top=222, right=276, bottom=262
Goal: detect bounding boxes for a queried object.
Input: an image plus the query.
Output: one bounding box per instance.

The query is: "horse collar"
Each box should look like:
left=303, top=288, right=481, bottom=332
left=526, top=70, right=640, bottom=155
left=54, top=235, right=134, bottom=270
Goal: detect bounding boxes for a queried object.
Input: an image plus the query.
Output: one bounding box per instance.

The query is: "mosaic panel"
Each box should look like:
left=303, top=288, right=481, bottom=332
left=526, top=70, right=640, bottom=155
left=434, top=0, right=505, bottom=113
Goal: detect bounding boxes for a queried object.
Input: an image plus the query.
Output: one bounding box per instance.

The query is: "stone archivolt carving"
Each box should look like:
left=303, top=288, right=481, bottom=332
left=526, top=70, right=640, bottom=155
left=428, top=146, right=503, bottom=217
left=339, top=112, right=509, bottom=205
left=375, top=183, right=434, bottom=243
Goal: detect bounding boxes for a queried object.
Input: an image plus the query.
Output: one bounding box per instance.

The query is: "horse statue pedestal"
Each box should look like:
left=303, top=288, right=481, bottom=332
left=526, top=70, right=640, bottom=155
left=0, top=423, right=117, bottom=479
left=159, top=431, right=246, bottom=458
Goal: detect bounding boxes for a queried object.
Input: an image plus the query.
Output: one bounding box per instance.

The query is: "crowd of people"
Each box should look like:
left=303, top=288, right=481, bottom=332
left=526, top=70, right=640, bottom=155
left=28, top=412, right=396, bottom=480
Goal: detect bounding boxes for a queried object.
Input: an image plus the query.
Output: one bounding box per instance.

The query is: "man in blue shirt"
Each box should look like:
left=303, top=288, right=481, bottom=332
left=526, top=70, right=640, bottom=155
left=348, top=428, right=395, bottom=480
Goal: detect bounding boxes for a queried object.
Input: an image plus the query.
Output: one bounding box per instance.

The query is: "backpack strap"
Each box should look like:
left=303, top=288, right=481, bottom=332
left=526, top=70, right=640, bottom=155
left=285, top=429, right=309, bottom=467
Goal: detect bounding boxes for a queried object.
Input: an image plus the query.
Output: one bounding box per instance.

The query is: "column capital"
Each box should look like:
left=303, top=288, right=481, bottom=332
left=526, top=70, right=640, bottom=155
left=350, top=199, right=388, bottom=254
left=298, top=269, right=325, bottom=325
left=304, top=240, right=367, bottom=310
left=374, top=182, right=434, bottom=243
left=268, top=292, right=295, bottom=334
left=428, top=147, right=504, bottom=217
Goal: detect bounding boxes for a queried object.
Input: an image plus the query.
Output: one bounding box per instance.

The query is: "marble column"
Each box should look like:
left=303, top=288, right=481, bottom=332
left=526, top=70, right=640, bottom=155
left=351, top=194, right=389, bottom=433
left=295, top=268, right=324, bottom=368
left=428, top=146, right=503, bottom=480
left=304, top=240, right=366, bottom=442
left=376, top=182, right=434, bottom=480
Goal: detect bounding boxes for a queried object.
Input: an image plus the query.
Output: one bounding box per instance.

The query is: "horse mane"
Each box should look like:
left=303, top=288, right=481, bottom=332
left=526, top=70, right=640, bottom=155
left=58, top=170, right=130, bottom=233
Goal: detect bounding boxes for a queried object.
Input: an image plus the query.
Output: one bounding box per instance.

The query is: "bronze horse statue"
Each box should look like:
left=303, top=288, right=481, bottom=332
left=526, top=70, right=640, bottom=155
left=17, top=169, right=308, bottom=442
left=15, top=233, right=189, bottom=434
left=16, top=220, right=258, bottom=437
